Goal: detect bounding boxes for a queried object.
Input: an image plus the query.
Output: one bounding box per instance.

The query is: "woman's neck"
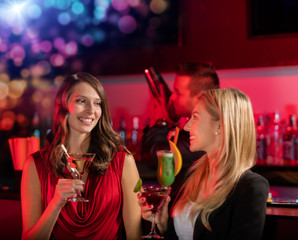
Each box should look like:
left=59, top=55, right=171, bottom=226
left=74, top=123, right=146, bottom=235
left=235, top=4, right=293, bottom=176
left=68, top=132, right=90, bottom=153
left=199, top=155, right=220, bottom=201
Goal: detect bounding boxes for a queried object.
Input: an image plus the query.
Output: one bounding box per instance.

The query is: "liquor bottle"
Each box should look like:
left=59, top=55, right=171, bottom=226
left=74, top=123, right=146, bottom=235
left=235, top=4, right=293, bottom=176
left=266, top=111, right=283, bottom=163
left=131, top=117, right=142, bottom=162
left=132, top=117, right=139, bottom=146
left=256, top=115, right=267, bottom=161
left=295, top=134, right=298, bottom=161
left=32, top=111, right=40, bottom=138
left=118, top=117, right=127, bottom=144
left=282, top=114, right=297, bottom=160
left=144, top=67, right=172, bottom=103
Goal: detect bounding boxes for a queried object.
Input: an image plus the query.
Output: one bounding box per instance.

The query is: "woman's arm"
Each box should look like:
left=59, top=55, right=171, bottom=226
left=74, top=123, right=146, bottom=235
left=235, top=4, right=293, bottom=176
left=21, top=156, right=84, bottom=240
left=121, top=153, right=142, bottom=240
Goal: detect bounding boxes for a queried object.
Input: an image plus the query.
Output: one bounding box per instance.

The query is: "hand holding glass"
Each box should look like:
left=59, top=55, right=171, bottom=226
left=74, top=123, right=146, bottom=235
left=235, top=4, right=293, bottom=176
left=141, top=186, right=171, bottom=239
left=67, top=153, right=95, bottom=202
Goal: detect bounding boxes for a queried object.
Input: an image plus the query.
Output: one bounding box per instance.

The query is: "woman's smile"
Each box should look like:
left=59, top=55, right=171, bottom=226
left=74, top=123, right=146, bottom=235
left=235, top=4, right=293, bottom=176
left=78, top=116, right=94, bottom=125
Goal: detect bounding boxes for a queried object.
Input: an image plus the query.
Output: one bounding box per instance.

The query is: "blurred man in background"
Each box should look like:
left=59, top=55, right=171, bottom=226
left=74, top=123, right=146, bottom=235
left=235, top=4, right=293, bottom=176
left=141, top=62, right=220, bottom=195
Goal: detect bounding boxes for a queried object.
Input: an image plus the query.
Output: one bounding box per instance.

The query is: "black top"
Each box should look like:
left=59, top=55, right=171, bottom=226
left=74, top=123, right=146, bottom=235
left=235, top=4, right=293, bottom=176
left=165, top=170, right=270, bottom=240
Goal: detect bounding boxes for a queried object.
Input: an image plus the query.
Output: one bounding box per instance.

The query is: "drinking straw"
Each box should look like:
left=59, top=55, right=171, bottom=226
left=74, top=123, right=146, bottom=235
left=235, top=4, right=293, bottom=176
left=61, top=144, right=80, bottom=178
left=61, top=144, right=70, bottom=158
left=173, top=126, right=180, bottom=145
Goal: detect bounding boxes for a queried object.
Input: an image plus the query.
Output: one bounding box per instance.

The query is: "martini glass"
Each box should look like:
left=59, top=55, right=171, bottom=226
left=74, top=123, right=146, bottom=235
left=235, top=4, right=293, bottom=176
left=156, top=150, right=175, bottom=187
left=141, top=186, right=171, bottom=239
left=67, top=152, right=95, bottom=202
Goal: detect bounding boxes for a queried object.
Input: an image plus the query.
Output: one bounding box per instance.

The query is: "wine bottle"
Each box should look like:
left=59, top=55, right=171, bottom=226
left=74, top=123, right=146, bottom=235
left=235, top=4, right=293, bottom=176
left=282, top=114, right=297, bottom=160
left=144, top=67, right=172, bottom=103
left=132, top=117, right=139, bottom=145
left=256, top=115, right=267, bottom=161
left=32, top=111, right=40, bottom=138
left=118, top=117, right=127, bottom=144
left=266, top=111, right=283, bottom=163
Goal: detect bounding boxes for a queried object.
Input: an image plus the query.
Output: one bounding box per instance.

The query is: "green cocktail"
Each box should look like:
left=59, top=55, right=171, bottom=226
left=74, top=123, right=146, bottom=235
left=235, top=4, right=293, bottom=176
left=157, top=150, right=175, bottom=186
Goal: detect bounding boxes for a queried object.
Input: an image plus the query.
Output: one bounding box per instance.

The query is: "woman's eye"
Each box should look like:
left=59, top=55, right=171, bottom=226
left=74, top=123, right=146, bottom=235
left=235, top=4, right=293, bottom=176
left=95, top=102, right=101, bottom=106
left=75, top=98, right=85, bottom=104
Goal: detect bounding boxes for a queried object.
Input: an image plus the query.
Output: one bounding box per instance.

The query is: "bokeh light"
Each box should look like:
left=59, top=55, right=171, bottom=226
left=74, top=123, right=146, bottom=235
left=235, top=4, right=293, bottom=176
left=81, top=34, right=94, bottom=47
left=128, top=0, right=140, bottom=7
left=0, top=81, right=9, bottom=100
left=0, top=110, right=16, bottom=131
left=26, top=4, right=42, bottom=19
left=58, top=12, right=71, bottom=25
left=112, top=0, right=129, bottom=12
left=32, top=90, right=43, bottom=103
left=53, top=37, right=66, bottom=50
left=0, top=0, right=178, bottom=81
left=150, top=0, right=169, bottom=14
left=54, top=75, right=65, bottom=86
left=9, top=44, right=26, bottom=65
left=16, top=113, right=30, bottom=128
left=8, top=79, right=27, bottom=99
left=0, top=98, right=8, bottom=109
left=0, top=73, right=10, bottom=82
left=118, top=15, right=137, bottom=34
left=41, top=97, right=52, bottom=108
left=41, top=41, right=53, bottom=53
left=50, top=53, right=65, bottom=67
left=20, top=68, right=30, bottom=78
left=64, top=41, right=78, bottom=55
left=72, top=2, right=85, bottom=15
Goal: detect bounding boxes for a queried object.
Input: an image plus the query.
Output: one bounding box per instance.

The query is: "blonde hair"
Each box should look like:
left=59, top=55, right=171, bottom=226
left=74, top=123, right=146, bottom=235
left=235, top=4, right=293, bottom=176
left=173, top=88, right=256, bottom=230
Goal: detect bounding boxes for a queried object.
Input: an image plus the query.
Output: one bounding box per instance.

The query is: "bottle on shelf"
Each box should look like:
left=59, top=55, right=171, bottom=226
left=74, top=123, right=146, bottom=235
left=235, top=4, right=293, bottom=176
left=118, top=116, right=127, bottom=145
left=130, top=117, right=142, bottom=162
left=282, top=114, right=297, bottom=160
left=32, top=111, right=40, bottom=139
left=256, top=114, right=267, bottom=162
left=266, top=111, right=283, bottom=164
left=132, top=117, right=140, bottom=146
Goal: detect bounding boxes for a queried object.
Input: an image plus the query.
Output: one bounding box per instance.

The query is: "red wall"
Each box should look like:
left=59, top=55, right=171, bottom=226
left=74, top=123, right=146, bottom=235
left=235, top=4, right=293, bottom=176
left=101, top=65, right=298, bottom=130
left=146, top=0, right=298, bottom=73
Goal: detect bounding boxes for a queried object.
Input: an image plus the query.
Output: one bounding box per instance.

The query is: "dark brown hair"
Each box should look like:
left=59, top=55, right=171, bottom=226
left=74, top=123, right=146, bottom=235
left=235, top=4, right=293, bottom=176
left=176, top=62, right=220, bottom=95
left=48, top=72, right=125, bottom=176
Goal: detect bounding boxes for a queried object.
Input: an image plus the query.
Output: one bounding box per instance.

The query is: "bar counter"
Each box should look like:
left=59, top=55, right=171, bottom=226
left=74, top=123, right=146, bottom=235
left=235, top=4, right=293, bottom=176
left=267, top=206, right=298, bottom=217
left=1, top=162, right=298, bottom=239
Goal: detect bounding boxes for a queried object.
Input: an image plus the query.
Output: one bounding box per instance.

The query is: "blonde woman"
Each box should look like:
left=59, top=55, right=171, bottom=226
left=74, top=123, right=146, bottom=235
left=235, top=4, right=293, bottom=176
left=139, top=88, right=269, bottom=240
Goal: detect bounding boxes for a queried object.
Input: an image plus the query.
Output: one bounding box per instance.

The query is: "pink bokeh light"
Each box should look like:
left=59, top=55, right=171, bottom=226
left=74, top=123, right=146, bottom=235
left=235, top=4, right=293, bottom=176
left=118, top=15, right=137, bottom=34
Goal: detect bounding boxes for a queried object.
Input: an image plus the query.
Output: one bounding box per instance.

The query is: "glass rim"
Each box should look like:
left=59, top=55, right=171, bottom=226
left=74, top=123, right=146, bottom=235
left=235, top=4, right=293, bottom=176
left=156, top=150, right=173, bottom=156
left=142, top=185, right=171, bottom=191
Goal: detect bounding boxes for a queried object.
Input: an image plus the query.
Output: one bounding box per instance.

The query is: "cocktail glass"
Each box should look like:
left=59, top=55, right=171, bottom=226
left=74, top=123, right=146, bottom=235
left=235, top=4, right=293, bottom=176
left=141, top=186, right=171, bottom=239
left=67, top=153, right=95, bottom=202
left=157, top=150, right=175, bottom=187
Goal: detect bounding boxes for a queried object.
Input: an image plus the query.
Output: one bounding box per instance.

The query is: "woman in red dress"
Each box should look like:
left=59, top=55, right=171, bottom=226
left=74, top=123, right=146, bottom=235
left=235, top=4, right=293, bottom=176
left=21, top=72, right=142, bottom=239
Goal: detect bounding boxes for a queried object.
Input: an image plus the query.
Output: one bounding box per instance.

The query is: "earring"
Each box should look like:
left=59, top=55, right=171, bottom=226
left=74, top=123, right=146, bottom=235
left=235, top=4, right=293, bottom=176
left=215, top=131, right=218, bottom=135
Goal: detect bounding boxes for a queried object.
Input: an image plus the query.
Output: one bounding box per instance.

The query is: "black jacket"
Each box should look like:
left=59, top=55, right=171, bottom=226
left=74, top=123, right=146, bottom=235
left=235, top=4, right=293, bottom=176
left=165, top=170, right=269, bottom=240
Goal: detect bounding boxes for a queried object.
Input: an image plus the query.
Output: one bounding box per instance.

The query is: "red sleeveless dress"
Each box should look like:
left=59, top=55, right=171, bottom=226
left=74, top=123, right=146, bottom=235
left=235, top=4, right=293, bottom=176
left=32, top=148, right=126, bottom=240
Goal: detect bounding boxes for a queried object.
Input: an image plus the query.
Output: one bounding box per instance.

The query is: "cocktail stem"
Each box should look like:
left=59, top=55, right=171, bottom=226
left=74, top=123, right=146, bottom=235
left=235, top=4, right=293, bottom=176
left=76, top=175, right=84, bottom=199
left=76, top=189, right=83, bottom=198
left=150, top=214, right=157, bottom=235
